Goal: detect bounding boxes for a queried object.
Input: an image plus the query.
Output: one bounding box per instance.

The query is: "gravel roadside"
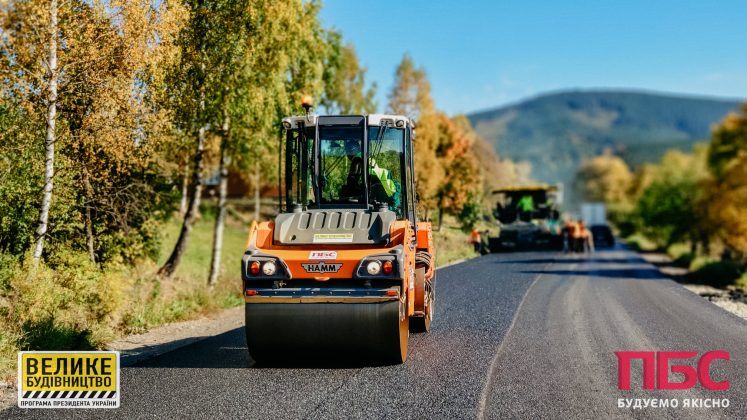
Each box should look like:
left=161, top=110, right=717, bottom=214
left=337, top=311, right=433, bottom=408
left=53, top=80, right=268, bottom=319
left=638, top=252, right=747, bottom=320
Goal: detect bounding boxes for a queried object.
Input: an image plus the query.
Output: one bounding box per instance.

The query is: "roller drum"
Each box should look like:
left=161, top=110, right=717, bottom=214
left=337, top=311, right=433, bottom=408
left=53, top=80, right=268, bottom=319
left=245, top=300, right=408, bottom=364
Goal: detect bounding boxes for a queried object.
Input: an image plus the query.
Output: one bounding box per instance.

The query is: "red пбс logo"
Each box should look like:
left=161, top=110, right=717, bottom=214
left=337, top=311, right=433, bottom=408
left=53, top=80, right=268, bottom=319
left=616, top=351, right=730, bottom=391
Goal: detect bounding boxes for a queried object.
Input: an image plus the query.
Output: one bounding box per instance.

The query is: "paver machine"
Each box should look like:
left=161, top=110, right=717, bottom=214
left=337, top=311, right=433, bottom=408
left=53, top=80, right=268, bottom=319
left=489, top=184, right=562, bottom=251
left=242, top=102, right=436, bottom=364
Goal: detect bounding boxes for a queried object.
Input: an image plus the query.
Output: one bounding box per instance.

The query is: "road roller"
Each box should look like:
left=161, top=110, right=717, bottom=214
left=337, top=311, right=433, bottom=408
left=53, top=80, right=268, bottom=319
left=242, top=104, right=435, bottom=364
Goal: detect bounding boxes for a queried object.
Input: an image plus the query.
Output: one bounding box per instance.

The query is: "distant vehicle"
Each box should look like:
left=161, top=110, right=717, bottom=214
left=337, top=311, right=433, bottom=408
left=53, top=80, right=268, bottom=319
left=489, top=184, right=562, bottom=251
left=580, top=202, right=614, bottom=248
left=590, top=225, right=615, bottom=248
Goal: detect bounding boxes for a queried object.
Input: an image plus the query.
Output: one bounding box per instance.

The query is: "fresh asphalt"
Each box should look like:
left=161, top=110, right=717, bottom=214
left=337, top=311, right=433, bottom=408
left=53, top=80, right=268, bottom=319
left=6, top=245, right=747, bottom=419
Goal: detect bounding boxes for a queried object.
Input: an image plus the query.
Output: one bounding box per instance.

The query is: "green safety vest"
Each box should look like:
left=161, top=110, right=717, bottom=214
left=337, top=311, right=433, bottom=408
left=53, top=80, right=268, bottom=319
left=517, top=195, right=535, bottom=212
left=369, top=159, right=396, bottom=197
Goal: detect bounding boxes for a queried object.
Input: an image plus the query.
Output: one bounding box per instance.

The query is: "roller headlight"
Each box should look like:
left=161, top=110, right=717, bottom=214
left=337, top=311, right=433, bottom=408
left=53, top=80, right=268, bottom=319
left=366, top=261, right=382, bottom=275
left=262, top=261, right=277, bottom=276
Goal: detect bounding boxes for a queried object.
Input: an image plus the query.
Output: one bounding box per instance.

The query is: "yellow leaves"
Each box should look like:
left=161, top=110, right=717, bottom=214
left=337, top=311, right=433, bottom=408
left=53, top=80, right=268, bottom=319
left=709, top=103, right=747, bottom=179
left=387, top=55, right=513, bottom=217
left=575, top=153, right=634, bottom=205
left=434, top=113, right=481, bottom=213
left=707, top=153, right=747, bottom=256
left=321, top=41, right=376, bottom=114
left=703, top=104, right=747, bottom=257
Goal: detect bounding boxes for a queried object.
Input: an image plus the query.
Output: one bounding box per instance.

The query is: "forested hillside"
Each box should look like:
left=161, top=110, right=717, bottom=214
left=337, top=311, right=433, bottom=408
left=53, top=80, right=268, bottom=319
left=468, top=90, right=740, bottom=201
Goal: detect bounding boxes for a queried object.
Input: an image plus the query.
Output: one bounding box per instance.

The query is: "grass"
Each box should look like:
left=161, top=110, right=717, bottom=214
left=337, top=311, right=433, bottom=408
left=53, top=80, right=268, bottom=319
left=735, top=273, right=747, bottom=289
left=624, top=232, right=658, bottom=252
left=666, top=243, right=695, bottom=267
left=157, top=212, right=247, bottom=286
left=0, top=202, right=250, bottom=383
left=432, top=214, right=484, bottom=267
left=122, top=207, right=249, bottom=333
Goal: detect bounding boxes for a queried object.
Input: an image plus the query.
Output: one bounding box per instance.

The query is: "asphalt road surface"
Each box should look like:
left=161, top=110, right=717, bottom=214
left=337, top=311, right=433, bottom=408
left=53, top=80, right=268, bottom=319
left=6, top=246, right=747, bottom=419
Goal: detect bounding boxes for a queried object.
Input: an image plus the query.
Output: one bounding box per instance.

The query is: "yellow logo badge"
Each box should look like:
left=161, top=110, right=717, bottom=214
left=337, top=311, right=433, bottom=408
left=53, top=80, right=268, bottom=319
left=18, top=351, right=120, bottom=409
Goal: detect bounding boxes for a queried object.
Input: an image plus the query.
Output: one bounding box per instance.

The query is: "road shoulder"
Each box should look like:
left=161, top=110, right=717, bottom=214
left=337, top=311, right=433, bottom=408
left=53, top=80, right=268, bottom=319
left=638, top=252, right=747, bottom=320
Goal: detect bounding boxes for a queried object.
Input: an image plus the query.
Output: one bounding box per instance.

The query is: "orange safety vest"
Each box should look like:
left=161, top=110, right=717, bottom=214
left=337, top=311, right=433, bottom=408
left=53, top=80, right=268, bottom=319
left=470, top=228, right=481, bottom=244
left=571, top=222, right=583, bottom=239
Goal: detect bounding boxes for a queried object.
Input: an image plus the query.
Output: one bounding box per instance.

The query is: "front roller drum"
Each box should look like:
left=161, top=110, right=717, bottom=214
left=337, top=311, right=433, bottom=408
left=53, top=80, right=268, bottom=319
left=245, top=299, right=408, bottom=364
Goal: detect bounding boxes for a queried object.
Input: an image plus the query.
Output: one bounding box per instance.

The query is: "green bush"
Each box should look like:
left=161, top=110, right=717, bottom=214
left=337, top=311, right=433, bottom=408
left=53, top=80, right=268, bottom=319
left=0, top=252, right=18, bottom=292
left=0, top=105, right=45, bottom=256
left=735, top=273, right=747, bottom=290
left=688, top=259, right=743, bottom=288
left=9, top=252, right=125, bottom=347
left=458, top=194, right=482, bottom=232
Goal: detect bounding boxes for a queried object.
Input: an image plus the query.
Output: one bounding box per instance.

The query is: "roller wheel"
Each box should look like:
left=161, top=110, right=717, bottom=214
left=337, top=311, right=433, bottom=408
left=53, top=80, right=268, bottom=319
left=410, top=268, right=435, bottom=333
left=393, top=295, right=409, bottom=363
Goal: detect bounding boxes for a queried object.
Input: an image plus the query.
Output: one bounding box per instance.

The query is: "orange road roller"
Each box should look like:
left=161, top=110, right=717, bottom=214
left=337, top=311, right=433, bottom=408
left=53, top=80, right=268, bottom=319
left=242, top=110, right=435, bottom=364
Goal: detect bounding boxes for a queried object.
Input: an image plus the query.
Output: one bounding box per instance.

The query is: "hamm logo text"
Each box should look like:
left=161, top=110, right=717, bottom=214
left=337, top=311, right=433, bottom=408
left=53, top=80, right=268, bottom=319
left=302, top=263, right=342, bottom=274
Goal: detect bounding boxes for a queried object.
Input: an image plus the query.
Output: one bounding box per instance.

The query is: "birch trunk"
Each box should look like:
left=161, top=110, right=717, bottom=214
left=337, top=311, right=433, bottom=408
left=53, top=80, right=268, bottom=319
left=253, top=163, right=260, bottom=222
left=179, top=161, right=189, bottom=218
left=33, top=0, right=58, bottom=262
left=83, top=165, right=96, bottom=263
left=208, top=115, right=230, bottom=286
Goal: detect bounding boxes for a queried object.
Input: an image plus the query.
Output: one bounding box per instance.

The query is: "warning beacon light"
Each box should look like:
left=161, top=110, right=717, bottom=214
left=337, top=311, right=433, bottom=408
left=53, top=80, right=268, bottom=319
left=301, top=94, right=313, bottom=113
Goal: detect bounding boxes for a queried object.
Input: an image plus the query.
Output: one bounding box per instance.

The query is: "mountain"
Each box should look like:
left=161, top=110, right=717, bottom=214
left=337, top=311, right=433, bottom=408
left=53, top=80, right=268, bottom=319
left=467, top=90, right=741, bottom=201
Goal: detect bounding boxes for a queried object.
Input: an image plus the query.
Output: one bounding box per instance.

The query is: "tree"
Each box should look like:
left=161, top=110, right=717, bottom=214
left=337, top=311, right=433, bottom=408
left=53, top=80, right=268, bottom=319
left=206, top=0, right=329, bottom=285
left=706, top=106, right=747, bottom=258
left=708, top=104, right=747, bottom=180
left=574, top=153, right=634, bottom=205
left=158, top=0, right=219, bottom=278
left=434, top=113, right=480, bottom=228
left=634, top=178, right=699, bottom=248
left=706, top=154, right=747, bottom=257
left=0, top=0, right=60, bottom=262
left=35, top=0, right=57, bottom=262
left=388, top=54, right=442, bottom=218
left=632, top=147, right=710, bottom=251
left=320, top=33, right=376, bottom=114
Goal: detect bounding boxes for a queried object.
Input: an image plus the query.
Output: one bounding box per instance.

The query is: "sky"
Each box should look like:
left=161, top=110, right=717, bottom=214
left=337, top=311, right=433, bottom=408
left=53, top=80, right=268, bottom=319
left=319, top=0, right=747, bottom=115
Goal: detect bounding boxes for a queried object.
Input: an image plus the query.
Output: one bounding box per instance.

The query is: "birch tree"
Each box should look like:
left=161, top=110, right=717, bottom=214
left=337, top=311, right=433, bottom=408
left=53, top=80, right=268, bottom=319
left=34, top=0, right=57, bottom=262
left=2, top=0, right=185, bottom=264
left=0, top=0, right=60, bottom=262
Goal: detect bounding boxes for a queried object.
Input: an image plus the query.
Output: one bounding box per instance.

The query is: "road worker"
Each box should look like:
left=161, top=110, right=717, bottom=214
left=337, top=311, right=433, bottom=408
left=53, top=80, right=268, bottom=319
left=470, top=227, right=482, bottom=253
left=578, top=220, right=594, bottom=253
left=517, top=195, right=535, bottom=221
